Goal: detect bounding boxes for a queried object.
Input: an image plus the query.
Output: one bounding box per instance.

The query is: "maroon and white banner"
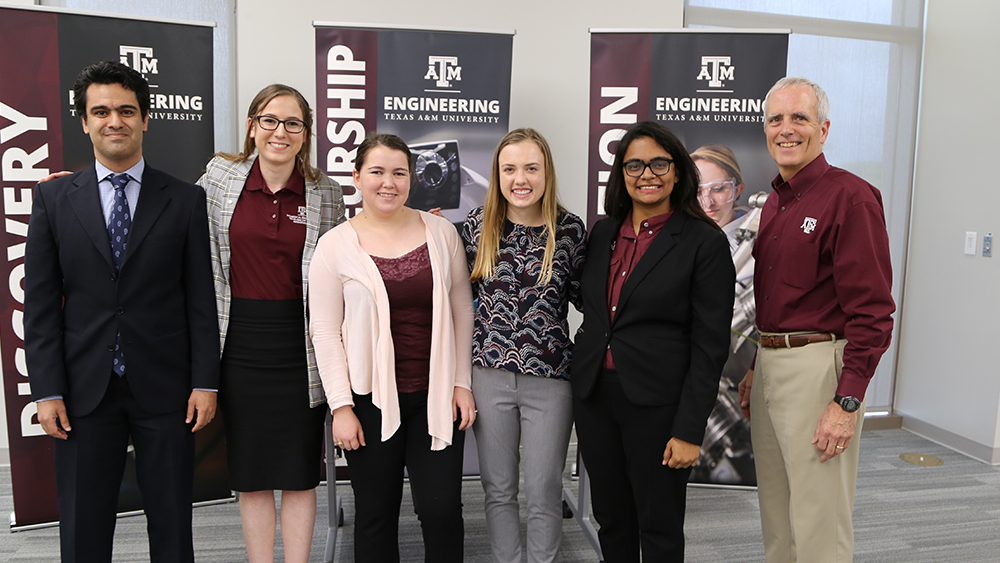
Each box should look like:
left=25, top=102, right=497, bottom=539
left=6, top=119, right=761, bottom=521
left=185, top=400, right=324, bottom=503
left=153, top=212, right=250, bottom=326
left=315, top=23, right=513, bottom=223
left=589, top=30, right=788, bottom=487
left=0, top=5, right=223, bottom=529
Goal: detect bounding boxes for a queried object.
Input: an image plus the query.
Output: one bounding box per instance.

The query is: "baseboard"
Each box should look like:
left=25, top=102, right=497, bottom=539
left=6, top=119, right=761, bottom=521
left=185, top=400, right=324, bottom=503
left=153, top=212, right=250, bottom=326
left=0, top=447, right=8, bottom=466
left=901, top=415, right=1000, bottom=465
left=862, top=412, right=903, bottom=431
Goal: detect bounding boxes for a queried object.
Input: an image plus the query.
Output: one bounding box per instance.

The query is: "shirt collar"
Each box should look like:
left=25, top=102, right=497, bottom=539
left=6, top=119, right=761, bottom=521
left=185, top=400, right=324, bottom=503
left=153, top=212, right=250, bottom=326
left=620, top=209, right=672, bottom=239
left=96, top=158, right=145, bottom=185
left=246, top=158, right=305, bottom=195
left=771, top=153, right=830, bottom=199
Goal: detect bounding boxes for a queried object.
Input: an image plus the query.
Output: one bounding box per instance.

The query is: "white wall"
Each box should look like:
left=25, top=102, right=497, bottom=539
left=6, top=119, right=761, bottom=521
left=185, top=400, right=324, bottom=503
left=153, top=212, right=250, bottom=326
left=893, top=0, right=1000, bottom=463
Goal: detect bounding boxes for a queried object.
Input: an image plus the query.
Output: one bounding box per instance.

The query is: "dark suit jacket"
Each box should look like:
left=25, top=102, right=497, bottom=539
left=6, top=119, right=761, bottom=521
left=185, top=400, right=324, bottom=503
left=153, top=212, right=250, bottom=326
left=572, top=211, right=735, bottom=445
left=24, top=163, right=219, bottom=417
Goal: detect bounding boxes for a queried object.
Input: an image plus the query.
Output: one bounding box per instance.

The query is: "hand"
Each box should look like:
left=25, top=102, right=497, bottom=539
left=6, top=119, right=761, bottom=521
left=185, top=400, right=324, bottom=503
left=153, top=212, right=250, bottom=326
left=738, top=369, right=753, bottom=418
left=37, top=399, right=71, bottom=439
left=428, top=207, right=446, bottom=218
left=186, top=390, right=217, bottom=432
left=332, top=405, right=365, bottom=451
left=662, top=437, right=700, bottom=469
left=812, top=401, right=858, bottom=463
left=39, top=170, right=72, bottom=183
left=452, top=386, right=477, bottom=431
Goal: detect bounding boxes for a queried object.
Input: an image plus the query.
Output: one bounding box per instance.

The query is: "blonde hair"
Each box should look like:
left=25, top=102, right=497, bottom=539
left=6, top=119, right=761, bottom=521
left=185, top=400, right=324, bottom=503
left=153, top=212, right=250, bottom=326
left=691, top=144, right=744, bottom=187
left=217, top=83, right=321, bottom=183
left=470, top=128, right=563, bottom=285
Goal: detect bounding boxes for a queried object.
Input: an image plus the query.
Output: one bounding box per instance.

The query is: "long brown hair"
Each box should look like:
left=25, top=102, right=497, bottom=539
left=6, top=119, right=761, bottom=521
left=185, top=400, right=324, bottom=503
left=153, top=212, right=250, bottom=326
left=217, top=83, right=321, bottom=183
left=470, top=128, right=564, bottom=285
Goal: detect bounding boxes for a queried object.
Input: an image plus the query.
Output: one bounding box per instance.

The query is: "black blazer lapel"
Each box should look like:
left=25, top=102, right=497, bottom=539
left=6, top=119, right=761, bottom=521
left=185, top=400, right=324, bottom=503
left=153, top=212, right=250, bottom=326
left=122, top=166, right=171, bottom=267
left=67, top=168, right=115, bottom=269
left=615, top=211, right=686, bottom=315
left=589, top=219, right=618, bottom=330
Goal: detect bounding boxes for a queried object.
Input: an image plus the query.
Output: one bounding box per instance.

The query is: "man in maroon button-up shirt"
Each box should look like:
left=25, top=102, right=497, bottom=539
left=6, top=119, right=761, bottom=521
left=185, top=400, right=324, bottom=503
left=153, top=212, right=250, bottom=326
left=737, top=77, right=894, bottom=563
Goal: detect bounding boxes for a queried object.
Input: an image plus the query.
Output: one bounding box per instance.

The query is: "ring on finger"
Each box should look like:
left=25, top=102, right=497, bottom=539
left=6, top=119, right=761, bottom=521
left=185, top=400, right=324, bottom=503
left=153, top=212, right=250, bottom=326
left=835, top=445, right=845, bottom=450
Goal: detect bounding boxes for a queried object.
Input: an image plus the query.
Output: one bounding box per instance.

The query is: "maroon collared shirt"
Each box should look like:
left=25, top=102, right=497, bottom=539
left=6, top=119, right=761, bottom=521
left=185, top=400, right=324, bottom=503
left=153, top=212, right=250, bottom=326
left=752, top=153, right=894, bottom=399
left=604, top=210, right=673, bottom=369
left=229, top=160, right=308, bottom=300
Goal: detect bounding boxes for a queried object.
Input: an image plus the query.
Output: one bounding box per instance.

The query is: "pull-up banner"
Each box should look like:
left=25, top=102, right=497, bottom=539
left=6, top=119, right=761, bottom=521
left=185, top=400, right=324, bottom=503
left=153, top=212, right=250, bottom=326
left=0, top=5, right=223, bottom=529
left=588, top=29, right=788, bottom=487
left=315, top=23, right=513, bottom=223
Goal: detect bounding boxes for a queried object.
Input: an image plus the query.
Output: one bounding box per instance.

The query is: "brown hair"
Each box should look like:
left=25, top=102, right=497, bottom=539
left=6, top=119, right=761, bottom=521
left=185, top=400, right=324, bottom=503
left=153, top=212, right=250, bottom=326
left=691, top=144, right=744, bottom=187
left=217, top=83, right=320, bottom=183
left=353, top=133, right=415, bottom=176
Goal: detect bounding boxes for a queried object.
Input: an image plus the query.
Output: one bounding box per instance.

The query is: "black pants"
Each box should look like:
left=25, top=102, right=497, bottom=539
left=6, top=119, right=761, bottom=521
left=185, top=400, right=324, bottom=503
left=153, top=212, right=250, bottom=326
left=55, top=373, right=195, bottom=563
left=345, top=391, right=465, bottom=563
left=573, top=371, right=691, bottom=562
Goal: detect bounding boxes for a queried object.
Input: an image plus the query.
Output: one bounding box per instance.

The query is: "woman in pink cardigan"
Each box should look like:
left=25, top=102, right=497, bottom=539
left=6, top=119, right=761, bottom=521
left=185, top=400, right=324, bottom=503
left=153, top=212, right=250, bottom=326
left=309, top=133, right=476, bottom=562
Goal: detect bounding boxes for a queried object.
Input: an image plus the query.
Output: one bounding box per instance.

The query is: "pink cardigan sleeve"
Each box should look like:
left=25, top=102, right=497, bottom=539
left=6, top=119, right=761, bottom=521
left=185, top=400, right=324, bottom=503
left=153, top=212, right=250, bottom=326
left=308, top=232, right=353, bottom=412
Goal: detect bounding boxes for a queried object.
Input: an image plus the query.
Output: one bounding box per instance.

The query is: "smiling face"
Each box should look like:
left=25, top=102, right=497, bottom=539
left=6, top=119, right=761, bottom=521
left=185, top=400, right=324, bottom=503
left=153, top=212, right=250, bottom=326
left=353, top=145, right=411, bottom=218
left=622, top=136, right=676, bottom=218
left=497, top=140, right=546, bottom=225
left=695, top=158, right=744, bottom=226
left=249, top=95, right=305, bottom=171
left=81, top=83, right=148, bottom=172
left=765, top=84, right=830, bottom=180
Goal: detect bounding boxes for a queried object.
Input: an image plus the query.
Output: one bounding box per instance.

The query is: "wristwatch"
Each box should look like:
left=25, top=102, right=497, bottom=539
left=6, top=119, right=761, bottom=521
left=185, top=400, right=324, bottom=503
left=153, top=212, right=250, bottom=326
left=834, top=395, right=861, bottom=413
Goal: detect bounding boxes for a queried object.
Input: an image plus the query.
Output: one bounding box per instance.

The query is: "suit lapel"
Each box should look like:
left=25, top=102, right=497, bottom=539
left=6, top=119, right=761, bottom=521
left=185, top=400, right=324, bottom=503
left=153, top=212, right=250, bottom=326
left=67, top=167, right=115, bottom=268
left=615, top=211, right=686, bottom=317
left=590, top=220, right=617, bottom=330
left=122, top=166, right=171, bottom=266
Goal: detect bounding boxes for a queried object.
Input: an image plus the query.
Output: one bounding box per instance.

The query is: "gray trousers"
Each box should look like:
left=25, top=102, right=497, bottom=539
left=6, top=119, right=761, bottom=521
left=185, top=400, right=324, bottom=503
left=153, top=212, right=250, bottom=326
left=472, top=366, right=574, bottom=563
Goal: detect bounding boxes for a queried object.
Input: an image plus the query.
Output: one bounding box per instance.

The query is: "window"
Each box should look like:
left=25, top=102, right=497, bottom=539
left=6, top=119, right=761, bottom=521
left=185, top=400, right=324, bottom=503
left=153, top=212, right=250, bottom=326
left=686, top=0, right=924, bottom=410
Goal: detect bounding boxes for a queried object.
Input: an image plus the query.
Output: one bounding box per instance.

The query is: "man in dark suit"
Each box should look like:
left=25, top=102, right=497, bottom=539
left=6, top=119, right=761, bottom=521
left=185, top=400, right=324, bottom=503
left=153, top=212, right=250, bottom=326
left=24, top=60, right=219, bottom=563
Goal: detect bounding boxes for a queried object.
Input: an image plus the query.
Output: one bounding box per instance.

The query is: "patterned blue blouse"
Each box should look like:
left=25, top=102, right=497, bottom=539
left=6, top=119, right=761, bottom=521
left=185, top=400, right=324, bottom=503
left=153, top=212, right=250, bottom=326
left=461, top=207, right=587, bottom=381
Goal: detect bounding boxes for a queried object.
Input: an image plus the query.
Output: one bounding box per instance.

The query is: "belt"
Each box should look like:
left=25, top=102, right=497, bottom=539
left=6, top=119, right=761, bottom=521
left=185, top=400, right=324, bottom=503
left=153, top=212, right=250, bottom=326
left=758, top=332, right=842, bottom=349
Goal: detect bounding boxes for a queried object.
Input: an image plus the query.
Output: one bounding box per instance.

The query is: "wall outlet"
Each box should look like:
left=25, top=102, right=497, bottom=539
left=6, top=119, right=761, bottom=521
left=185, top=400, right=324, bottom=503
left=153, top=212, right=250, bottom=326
left=965, top=232, right=977, bottom=255
left=984, top=233, right=992, bottom=257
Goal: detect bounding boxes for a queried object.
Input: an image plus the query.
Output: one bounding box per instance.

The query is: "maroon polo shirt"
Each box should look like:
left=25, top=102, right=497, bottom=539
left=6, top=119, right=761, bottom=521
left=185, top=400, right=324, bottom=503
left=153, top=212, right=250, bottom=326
left=752, top=153, right=894, bottom=399
left=604, top=210, right=673, bottom=369
left=229, top=160, right=307, bottom=300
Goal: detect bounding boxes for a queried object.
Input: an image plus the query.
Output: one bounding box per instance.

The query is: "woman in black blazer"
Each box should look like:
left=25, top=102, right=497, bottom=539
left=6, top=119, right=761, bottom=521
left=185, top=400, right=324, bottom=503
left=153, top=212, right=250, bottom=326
left=572, top=121, right=735, bottom=562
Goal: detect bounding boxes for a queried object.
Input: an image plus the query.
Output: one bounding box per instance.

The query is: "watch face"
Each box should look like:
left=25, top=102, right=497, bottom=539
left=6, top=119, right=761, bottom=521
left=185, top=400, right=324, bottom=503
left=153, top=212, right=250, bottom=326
left=841, top=397, right=861, bottom=412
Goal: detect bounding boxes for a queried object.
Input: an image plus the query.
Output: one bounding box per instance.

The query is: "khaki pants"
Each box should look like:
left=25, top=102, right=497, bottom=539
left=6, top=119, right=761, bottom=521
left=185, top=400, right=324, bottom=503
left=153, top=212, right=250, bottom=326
left=750, top=337, right=865, bottom=563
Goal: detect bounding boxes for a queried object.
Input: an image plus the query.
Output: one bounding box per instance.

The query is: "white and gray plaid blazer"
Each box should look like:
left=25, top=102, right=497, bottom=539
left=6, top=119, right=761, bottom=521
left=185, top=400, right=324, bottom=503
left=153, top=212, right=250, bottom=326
left=197, top=155, right=345, bottom=407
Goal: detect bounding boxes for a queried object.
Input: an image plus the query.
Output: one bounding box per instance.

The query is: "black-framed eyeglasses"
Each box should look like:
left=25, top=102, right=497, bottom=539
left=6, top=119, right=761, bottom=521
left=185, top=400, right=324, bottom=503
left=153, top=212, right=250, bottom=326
left=254, top=115, right=306, bottom=134
left=624, top=157, right=673, bottom=177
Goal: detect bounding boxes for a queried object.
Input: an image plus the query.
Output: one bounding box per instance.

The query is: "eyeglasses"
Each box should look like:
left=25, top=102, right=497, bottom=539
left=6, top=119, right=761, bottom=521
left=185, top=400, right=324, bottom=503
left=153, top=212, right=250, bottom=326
left=254, top=115, right=306, bottom=134
left=623, top=157, right=674, bottom=177
left=697, top=179, right=738, bottom=204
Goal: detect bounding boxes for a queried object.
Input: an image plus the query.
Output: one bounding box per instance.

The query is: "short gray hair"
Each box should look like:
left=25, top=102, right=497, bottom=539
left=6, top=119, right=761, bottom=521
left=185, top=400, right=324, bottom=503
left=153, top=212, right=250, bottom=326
left=763, top=77, right=830, bottom=125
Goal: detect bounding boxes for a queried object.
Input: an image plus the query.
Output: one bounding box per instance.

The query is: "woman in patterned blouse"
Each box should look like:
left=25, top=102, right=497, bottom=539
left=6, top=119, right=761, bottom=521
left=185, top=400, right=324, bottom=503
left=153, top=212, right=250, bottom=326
left=461, top=128, right=587, bottom=563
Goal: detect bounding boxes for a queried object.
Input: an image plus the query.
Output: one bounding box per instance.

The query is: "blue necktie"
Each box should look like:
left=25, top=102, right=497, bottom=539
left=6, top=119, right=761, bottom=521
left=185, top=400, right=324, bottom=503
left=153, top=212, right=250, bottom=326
left=108, top=173, right=131, bottom=376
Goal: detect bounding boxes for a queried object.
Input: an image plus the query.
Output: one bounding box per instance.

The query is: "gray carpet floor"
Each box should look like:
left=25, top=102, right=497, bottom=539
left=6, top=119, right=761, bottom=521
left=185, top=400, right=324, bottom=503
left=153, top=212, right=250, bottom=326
left=2, top=429, right=999, bottom=562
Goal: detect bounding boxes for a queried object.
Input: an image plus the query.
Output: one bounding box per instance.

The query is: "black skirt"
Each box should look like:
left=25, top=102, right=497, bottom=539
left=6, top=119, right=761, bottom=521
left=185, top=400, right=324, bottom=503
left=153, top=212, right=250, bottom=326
left=220, top=298, right=325, bottom=492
